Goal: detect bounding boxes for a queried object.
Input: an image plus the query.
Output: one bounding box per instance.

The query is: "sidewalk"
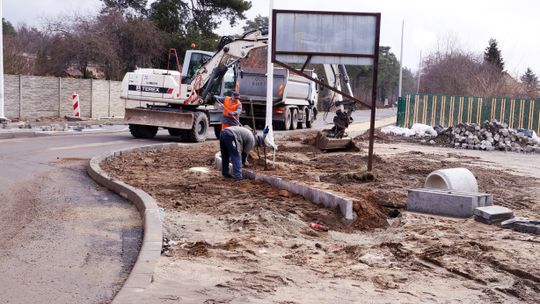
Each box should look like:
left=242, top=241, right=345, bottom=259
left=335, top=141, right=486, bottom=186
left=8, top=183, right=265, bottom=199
left=0, top=121, right=128, bottom=139
left=346, top=115, right=397, bottom=137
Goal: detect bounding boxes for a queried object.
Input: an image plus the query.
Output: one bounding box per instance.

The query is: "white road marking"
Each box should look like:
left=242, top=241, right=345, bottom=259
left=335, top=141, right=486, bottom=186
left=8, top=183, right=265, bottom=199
left=47, top=140, right=134, bottom=151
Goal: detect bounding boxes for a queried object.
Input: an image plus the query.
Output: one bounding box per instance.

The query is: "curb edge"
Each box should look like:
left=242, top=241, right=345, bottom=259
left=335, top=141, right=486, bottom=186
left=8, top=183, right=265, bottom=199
left=87, top=143, right=183, bottom=303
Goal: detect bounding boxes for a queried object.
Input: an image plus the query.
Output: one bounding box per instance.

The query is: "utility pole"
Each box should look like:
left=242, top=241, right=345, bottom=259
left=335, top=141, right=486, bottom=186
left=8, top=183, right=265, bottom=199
left=416, top=50, right=422, bottom=94
left=398, top=20, right=404, bottom=98
left=0, top=0, right=7, bottom=123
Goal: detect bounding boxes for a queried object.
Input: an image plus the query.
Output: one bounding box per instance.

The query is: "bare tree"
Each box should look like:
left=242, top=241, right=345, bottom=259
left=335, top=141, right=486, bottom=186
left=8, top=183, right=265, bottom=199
left=419, top=36, right=521, bottom=98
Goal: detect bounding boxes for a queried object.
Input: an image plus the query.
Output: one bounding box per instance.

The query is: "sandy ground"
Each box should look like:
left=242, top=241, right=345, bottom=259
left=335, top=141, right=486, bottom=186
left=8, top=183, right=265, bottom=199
left=102, top=134, right=540, bottom=304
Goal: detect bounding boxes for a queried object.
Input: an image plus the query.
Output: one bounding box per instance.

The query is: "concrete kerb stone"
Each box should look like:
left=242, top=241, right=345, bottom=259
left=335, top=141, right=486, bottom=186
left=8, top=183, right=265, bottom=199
left=87, top=143, right=185, bottom=304
left=214, top=152, right=357, bottom=222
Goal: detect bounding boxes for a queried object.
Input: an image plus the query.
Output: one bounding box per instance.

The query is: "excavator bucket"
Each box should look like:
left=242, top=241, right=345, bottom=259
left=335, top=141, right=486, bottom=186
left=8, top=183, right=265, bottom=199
left=314, top=131, right=354, bottom=151
left=125, top=107, right=193, bottom=129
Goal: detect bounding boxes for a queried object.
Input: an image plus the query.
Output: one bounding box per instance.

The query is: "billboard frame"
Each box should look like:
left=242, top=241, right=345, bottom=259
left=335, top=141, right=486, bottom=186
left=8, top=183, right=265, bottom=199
left=271, top=9, right=381, bottom=171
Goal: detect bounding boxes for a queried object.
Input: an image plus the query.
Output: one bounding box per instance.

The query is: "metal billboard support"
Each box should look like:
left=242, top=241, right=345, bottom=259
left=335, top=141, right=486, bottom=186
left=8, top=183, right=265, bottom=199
left=271, top=10, right=381, bottom=171
left=0, top=0, right=7, bottom=123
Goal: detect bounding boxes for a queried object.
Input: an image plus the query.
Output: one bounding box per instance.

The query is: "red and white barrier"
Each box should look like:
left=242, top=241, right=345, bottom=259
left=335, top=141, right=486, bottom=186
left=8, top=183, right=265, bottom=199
left=72, top=93, right=80, bottom=117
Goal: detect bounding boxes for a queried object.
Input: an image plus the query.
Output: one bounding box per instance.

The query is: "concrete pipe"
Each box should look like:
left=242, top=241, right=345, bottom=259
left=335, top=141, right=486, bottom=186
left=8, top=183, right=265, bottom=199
left=424, top=168, right=478, bottom=193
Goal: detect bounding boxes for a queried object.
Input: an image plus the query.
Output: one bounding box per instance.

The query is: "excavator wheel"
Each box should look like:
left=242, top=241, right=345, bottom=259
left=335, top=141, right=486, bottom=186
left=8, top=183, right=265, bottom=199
left=129, top=124, right=158, bottom=139
left=185, top=112, right=209, bottom=142
left=168, top=128, right=182, bottom=137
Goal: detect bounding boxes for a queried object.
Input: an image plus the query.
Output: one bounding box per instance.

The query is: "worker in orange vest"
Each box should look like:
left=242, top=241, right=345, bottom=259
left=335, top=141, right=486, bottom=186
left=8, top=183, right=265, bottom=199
left=221, top=92, right=242, bottom=130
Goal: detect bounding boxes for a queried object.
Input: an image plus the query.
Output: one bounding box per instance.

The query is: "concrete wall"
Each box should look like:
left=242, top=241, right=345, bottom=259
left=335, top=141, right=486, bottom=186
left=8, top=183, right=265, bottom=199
left=4, top=74, right=126, bottom=119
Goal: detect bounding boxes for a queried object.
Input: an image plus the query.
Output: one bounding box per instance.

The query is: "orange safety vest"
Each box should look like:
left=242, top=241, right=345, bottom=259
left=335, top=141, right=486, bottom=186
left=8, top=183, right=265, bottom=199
left=221, top=96, right=241, bottom=130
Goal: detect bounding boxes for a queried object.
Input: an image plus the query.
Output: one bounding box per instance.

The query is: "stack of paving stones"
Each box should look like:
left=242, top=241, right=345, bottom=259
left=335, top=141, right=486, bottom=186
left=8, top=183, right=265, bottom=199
left=474, top=206, right=514, bottom=224
left=475, top=206, right=540, bottom=235
left=445, top=120, right=540, bottom=152
left=501, top=217, right=540, bottom=235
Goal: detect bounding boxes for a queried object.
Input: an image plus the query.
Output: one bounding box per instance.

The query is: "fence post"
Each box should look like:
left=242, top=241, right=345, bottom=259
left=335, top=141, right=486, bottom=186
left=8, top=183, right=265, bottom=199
left=89, top=78, right=93, bottom=118
left=108, top=79, right=111, bottom=117
left=58, top=77, right=62, bottom=117
left=18, top=75, right=22, bottom=118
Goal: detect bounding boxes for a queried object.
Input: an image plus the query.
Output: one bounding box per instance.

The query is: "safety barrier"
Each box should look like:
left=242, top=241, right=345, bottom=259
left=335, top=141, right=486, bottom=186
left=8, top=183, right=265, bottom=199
left=397, top=94, right=540, bottom=133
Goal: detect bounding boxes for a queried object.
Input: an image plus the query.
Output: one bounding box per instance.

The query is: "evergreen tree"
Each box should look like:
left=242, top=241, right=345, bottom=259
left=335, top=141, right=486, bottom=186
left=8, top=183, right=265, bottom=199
left=2, top=18, right=16, bottom=35
left=484, top=38, right=504, bottom=72
left=521, top=67, right=539, bottom=96
left=101, top=0, right=148, bottom=16
left=148, top=0, right=250, bottom=67
left=242, top=15, right=268, bottom=33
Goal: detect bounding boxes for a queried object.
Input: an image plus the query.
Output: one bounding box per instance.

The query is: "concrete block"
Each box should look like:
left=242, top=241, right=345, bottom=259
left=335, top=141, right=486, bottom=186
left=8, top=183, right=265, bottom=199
left=408, top=188, right=494, bottom=218
left=474, top=205, right=514, bottom=224
left=501, top=217, right=531, bottom=229
left=214, top=152, right=356, bottom=221
left=513, top=222, right=540, bottom=235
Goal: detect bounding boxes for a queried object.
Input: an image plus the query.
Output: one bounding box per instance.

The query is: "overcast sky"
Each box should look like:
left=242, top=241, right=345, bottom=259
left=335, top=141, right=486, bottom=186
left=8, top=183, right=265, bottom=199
left=4, top=0, right=539, bottom=77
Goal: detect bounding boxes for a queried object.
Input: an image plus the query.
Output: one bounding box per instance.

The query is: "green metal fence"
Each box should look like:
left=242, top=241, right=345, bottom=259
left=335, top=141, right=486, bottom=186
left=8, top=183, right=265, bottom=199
left=397, top=94, right=540, bottom=133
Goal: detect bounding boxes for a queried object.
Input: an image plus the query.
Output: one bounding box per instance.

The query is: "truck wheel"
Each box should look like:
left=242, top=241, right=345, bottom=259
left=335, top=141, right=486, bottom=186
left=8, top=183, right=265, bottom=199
left=185, top=112, right=209, bottom=142
left=129, top=124, right=158, bottom=139
left=168, top=128, right=182, bottom=137
left=306, top=108, right=314, bottom=128
left=291, top=109, right=298, bottom=130
left=214, top=125, right=221, bottom=139
left=297, top=109, right=304, bottom=129
left=277, top=108, right=292, bottom=130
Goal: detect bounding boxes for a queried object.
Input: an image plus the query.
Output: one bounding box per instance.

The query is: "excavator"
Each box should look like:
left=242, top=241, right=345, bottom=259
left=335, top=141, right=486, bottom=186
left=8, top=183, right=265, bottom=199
left=120, top=28, right=356, bottom=150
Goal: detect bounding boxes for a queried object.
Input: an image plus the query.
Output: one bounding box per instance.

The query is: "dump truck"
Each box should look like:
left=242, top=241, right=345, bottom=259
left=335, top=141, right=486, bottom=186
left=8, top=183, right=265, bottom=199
left=233, top=66, right=318, bottom=132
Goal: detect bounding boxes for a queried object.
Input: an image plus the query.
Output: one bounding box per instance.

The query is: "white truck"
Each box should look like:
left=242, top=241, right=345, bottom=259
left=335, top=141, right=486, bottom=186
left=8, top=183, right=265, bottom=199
left=120, top=29, right=319, bottom=142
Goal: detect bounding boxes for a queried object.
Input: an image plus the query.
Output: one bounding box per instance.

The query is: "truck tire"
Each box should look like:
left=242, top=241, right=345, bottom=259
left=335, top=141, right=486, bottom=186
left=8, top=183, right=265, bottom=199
left=297, top=109, right=304, bottom=129
left=291, top=109, right=298, bottom=130
left=185, top=112, right=209, bottom=142
left=129, top=124, right=158, bottom=139
left=214, top=125, right=221, bottom=139
left=276, top=108, right=292, bottom=130
left=168, top=128, right=182, bottom=137
left=306, top=108, right=314, bottom=128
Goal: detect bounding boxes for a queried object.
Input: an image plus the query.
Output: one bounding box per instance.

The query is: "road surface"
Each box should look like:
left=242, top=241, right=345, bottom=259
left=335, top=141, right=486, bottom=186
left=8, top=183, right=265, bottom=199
left=0, top=108, right=395, bottom=303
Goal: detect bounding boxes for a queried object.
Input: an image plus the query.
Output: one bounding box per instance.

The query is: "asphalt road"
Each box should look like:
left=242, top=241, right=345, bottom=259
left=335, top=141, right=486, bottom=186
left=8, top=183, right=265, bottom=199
left=0, top=108, right=395, bottom=303
left=0, top=134, right=170, bottom=304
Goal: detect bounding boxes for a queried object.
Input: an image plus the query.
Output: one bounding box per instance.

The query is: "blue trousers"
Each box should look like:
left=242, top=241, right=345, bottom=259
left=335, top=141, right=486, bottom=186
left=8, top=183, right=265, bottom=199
left=220, top=130, right=242, bottom=180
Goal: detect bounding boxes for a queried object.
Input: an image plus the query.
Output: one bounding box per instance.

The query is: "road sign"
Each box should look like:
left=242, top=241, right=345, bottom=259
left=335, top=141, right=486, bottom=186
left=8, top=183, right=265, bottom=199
left=272, top=10, right=380, bottom=66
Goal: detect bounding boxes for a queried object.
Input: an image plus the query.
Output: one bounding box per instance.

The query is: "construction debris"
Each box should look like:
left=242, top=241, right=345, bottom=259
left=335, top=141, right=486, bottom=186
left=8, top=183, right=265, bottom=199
left=445, top=120, right=540, bottom=152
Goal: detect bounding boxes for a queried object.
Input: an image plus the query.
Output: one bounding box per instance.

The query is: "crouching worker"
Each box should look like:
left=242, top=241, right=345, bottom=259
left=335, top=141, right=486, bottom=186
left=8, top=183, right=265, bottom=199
left=220, top=125, right=263, bottom=181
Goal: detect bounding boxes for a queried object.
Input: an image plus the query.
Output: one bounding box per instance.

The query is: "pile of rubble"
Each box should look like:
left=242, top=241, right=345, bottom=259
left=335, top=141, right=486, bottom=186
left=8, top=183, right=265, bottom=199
left=445, top=120, right=540, bottom=152
left=383, top=120, right=540, bottom=153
